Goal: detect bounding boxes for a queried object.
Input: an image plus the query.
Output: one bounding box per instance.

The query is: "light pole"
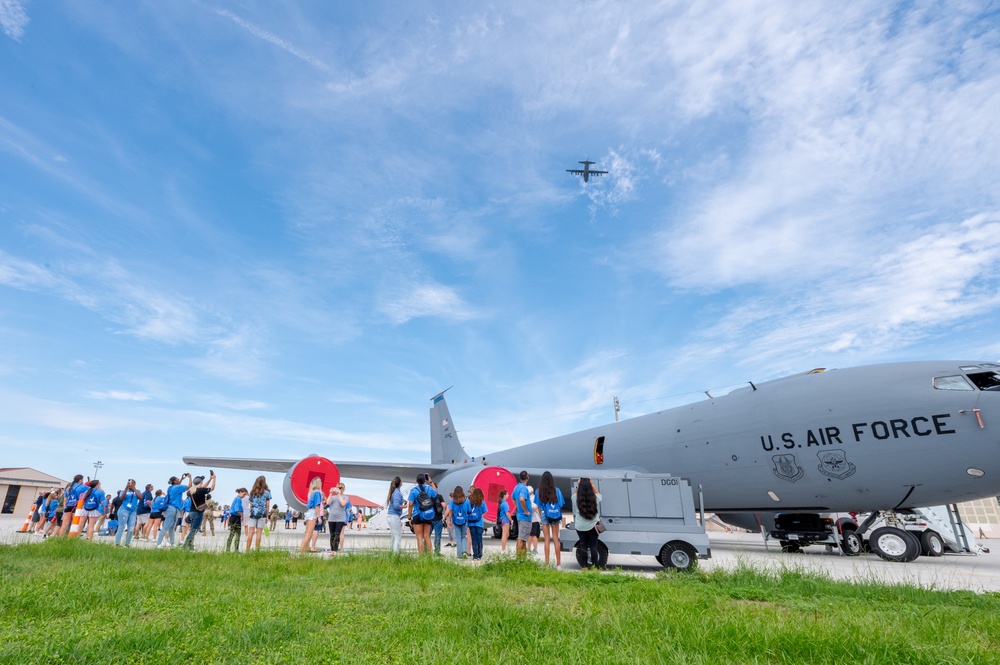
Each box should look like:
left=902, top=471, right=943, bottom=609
left=93, top=460, right=104, bottom=480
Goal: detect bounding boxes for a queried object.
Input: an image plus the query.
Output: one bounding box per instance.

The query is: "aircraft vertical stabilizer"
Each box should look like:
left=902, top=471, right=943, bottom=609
left=430, top=390, right=469, bottom=464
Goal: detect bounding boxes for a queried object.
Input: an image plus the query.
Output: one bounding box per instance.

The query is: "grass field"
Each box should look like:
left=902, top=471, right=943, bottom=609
left=2, top=539, right=999, bottom=664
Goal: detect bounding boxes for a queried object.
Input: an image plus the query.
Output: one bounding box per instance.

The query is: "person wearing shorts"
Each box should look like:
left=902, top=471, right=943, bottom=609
left=78, top=480, right=105, bottom=542
left=299, top=477, right=324, bottom=554
left=137, top=484, right=153, bottom=539
left=245, top=476, right=271, bottom=551
left=512, top=471, right=533, bottom=559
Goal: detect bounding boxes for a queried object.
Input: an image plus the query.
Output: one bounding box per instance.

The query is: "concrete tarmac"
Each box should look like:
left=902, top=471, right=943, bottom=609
left=3, top=514, right=999, bottom=593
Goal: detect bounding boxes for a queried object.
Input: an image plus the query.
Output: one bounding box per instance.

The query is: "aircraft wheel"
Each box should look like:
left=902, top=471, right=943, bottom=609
left=779, top=540, right=801, bottom=553
left=660, top=541, right=698, bottom=572
left=839, top=528, right=863, bottom=556
left=869, top=526, right=921, bottom=562
left=920, top=530, right=945, bottom=557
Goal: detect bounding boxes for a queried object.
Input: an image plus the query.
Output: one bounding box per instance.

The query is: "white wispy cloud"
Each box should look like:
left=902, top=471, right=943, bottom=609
left=86, top=390, right=152, bottom=402
left=380, top=283, right=478, bottom=325
left=214, top=9, right=333, bottom=74
left=0, top=0, right=28, bottom=41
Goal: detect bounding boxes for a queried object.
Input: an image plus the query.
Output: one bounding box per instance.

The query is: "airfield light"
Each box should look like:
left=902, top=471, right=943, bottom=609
left=93, top=460, right=104, bottom=480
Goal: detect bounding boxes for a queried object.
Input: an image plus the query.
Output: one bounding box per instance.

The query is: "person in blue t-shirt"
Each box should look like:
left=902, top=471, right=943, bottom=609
left=42, top=490, right=62, bottom=537
left=385, top=476, right=405, bottom=554
left=148, top=490, right=166, bottom=542
left=511, top=471, right=533, bottom=559
left=137, top=484, right=154, bottom=540
left=467, top=487, right=487, bottom=561
left=299, top=477, right=324, bottom=554
left=79, top=480, right=105, bottom=542
left=157, top=473, right=193, bottom=548
left=227, top=488, right=247, bottom=552
left=407, top=473, right=437, bottom=554
left=444, top=486, right=472, bottom=559
left=497, top=489, right=512, bottom=553
left=116, top=479, right=142, bottom=547
left=535, top=471, right=565, bottom=570
left=58, top=474, right=87, bottom=537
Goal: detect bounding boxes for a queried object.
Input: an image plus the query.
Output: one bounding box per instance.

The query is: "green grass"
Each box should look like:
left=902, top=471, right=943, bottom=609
left=1, top=540, right=999, bottom=664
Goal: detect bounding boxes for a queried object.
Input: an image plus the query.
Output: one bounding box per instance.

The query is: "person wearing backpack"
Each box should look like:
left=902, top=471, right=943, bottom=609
left=78, top=480, right=105, bottom=542
left=182, top=472, right=216, bottom=551
left=407, top=473, right=437, bottom=554
left=444, top=486, right=471, bottom=559
left=467, top=487, right=486, bottom=561
left=430, top=483, right=446, bottom=554
left=535, top=471, right=565, bottom=569
left=148, top=490, right=166, bottom=542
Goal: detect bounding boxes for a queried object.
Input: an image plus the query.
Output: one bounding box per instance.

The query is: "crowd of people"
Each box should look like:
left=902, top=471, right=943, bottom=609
left=23, top=468, right=605, bottom=568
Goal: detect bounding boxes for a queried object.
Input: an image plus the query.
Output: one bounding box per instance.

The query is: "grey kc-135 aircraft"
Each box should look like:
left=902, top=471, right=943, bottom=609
left=186, top=360, right=1000, bottom=563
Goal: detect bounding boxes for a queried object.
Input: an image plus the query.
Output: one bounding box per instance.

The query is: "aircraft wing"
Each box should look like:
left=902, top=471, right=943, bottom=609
left=566, top=169, right=585, bottom=175
left=183, top=456, right=450, bottom=482
left=589, top=170, right=608, bottom=176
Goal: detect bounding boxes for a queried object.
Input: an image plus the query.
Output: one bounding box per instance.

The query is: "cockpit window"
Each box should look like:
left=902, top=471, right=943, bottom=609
left=933, top=375, right=975, bottom=391
left=967, top=372, right=1000, bottom=391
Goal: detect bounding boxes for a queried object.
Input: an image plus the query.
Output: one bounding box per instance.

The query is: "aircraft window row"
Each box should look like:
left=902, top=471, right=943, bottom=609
left=967, top=371, right=1000, bottom=391
left=933, top=375, right=975, bottom=391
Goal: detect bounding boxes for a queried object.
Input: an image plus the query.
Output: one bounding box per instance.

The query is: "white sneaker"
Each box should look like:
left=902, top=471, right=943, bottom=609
left=555, top=565, right=562, bottom=571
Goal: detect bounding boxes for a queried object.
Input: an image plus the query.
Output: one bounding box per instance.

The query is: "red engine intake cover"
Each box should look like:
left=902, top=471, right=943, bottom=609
left=287, top=456, right=340, bottom=506
left=472, top=466, right=517, bottom=521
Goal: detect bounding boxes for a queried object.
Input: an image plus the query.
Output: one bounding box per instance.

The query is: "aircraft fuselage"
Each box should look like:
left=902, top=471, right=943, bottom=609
left=484, top=362, right=1000, bottom=513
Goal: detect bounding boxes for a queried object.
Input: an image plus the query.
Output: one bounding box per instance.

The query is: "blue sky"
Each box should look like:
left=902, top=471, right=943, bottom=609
left=2, top=1, right=1000, bottom=504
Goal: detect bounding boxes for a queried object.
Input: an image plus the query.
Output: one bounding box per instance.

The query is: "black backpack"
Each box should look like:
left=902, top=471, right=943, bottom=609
left=416, top=488, right=435, bottom=518
left=432, top=493, right=445, bottom=520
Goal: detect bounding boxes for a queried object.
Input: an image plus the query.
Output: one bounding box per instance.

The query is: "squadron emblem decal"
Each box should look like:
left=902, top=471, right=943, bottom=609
left=817, top=449, right=856, bottom=480
left=771, top=454, right=804, bottom=483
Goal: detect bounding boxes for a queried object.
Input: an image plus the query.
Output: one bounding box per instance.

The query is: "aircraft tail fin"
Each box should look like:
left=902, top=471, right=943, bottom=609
left=430, top=389, right=470, bottom=465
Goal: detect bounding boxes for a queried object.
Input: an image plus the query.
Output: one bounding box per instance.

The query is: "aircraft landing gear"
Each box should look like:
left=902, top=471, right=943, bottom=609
left=920, top=530, right=945, bottom=557
left=868, top=526, right=921, bottom=562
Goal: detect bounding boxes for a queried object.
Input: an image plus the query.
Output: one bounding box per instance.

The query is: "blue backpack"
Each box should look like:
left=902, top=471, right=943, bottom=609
left=543, top=490, right=563, bottom=520
left=452, top=501, right=468, bottom=526
left=82, top=490, right=100, bottom=511
left=468, top=502, right=484, bottom=523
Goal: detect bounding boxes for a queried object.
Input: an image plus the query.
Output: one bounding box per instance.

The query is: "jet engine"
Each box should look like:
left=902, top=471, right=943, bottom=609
left=431, top=465, right=517, bottom=523
left=282, top=455, right=341, bottom=512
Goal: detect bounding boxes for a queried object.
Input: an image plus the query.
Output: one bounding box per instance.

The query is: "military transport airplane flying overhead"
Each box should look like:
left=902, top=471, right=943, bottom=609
left=566, top=159, right=608, bottom=182
left=186, top=360, right=1000, bottom=561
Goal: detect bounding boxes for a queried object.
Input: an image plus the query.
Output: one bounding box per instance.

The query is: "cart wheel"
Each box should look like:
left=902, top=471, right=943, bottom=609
left=840, top=528, right=863, bottom=556
left=574, top=539, right=609, bottom=568
left=659, top=540, right=698, bottom=572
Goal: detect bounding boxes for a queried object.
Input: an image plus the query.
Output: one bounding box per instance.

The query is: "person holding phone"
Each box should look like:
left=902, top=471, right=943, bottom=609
left=157, top=473, right=192, bottom=548
left=183, top=472, right=216, bottom=550
left=325, top=483, right=348, bottom=554
left=115, top=479, right=142, bottom=547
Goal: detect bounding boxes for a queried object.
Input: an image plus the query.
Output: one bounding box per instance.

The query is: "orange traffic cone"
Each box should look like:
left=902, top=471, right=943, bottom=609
left=18, top=503, right=37, bottom=533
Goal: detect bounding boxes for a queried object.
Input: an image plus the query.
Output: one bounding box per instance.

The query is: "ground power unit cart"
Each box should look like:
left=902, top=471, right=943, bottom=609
left=560, top=472, right=711, bottom=571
